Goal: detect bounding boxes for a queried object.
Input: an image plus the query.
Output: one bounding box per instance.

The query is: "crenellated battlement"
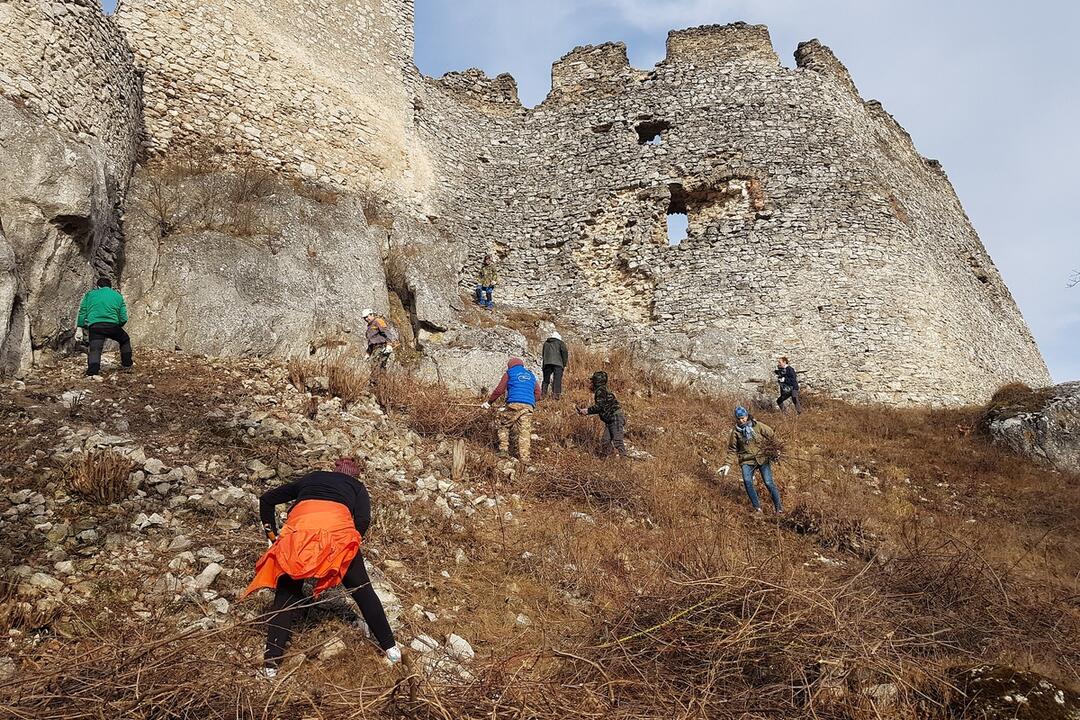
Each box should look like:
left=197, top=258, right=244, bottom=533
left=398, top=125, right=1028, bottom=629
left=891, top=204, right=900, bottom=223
left=795, top=39, right=859, bottom=97
left=431, top=69, right=523, bottom=115
left=664, top=22, right=779, bottom=67
left=549, top=42, right=641, bottom=99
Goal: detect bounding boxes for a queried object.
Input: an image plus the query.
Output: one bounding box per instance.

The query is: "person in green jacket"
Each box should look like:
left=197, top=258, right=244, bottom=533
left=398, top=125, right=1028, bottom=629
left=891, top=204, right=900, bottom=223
left=76, top=278, right=133, bottom=377
left=718, top=406, right=782, bottom=514
left=475, top=254, right=498, bottom=309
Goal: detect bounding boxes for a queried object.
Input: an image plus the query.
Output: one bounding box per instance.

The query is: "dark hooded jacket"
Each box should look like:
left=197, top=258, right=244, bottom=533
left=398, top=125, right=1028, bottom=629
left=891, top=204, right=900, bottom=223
left=586, top=371, right=623, bottom=424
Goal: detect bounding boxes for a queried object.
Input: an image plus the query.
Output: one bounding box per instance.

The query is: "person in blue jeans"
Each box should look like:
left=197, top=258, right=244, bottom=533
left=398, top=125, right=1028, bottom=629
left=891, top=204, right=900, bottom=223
left=717, top=407, right=783, bottom=515
left=475, top=254, right=498, bottom=309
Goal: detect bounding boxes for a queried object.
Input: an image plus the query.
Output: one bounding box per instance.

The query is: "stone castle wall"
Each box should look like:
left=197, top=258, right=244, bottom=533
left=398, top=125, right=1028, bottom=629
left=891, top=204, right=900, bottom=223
left=0, top=0, right=142, bottom=184
left=0, top=3, right=1051, bottom=401
left=417, top=24, right=1049, bottom=404
left=114, top=0, right=433, bottom=205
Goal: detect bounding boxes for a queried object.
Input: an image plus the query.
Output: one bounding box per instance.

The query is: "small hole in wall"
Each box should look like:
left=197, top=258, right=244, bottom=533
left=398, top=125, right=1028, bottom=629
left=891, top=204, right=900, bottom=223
left=666, top=213, right=688, bottom=247
left=636, top=119, right=671, bottom=145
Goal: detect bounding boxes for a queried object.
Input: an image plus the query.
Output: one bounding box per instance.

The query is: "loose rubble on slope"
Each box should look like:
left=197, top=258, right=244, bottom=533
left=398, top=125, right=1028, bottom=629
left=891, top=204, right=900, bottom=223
left=0, top=349, right=529, bottom=679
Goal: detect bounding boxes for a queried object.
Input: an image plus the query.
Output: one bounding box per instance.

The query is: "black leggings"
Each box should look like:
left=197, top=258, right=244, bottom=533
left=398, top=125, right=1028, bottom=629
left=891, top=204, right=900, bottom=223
left=264, top=552, right=395, bottom=666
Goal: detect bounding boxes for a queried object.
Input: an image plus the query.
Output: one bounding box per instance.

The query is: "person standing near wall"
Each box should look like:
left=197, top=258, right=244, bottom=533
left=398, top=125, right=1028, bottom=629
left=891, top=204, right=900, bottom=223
left=775, top=356, right=802, bottom=414
left=718, top=407, right=783, bottom=515
left=577, top=371, right=627, bottom=457
left=540, top=331, right=569, bottom=400
left=475, top=254, right=498, bottom=310
left=76, top=277, right=133, bottom=377
left=245, top=458, right=401, bottom=678
left=483, top=357, right=540, bottom=463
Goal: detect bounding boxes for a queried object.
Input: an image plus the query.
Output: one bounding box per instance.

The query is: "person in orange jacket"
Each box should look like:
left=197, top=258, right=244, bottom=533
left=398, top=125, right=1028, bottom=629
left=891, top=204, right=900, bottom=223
left=245, top=458, right=400, bottom=678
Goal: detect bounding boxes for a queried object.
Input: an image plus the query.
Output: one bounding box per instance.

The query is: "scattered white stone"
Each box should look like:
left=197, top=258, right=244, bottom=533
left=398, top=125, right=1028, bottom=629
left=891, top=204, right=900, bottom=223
left=28, top=572, right=63, bottom=593
left=410, top=635, right=440, bottom=654
left=194, top=562, right=223, bottom=591
left=445, top=634, right=475, bottom=661
left=318, top=637, right=347, bottom=660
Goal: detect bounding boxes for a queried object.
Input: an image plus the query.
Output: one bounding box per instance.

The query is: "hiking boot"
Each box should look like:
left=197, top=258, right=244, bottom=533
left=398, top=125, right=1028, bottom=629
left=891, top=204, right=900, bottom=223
left=120, top=365, right=134, bottom=374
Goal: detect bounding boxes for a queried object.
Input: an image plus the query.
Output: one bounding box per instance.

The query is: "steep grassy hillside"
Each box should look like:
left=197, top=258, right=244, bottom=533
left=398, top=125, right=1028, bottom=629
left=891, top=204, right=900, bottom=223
left=0, top=343, right=1076, bottom=719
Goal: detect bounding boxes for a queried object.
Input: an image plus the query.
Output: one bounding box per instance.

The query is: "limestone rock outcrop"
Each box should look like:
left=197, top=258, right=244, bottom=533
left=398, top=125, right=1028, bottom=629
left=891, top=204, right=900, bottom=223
left=987, top=383, right=1080, bottom=473
left=0, top=102, right=121, bottom=375
left=119, top=167, right=388, bottom=357
left=0, top=0, right=140, bottom=375
left=417, top=327, right=531, bottom=395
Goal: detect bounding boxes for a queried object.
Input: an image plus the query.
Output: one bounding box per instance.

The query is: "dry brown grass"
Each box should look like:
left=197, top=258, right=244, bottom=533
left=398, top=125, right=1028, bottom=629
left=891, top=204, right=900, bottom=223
left=2, top=345, right=1078, bottom=719
left=66, top=450, right=132, bottom=504
left=287, top=347, right=371, bottom=406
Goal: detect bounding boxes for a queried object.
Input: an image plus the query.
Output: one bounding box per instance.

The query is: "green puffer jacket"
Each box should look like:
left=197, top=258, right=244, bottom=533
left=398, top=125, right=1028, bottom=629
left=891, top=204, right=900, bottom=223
left=77, top=287, right=128, bottom=327
left=723, top=420, right=776, bottom=467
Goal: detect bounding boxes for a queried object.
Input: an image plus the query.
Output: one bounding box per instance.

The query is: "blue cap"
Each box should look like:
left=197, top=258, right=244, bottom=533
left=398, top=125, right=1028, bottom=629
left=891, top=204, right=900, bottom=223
left=735, top=406, right=749, bottom=418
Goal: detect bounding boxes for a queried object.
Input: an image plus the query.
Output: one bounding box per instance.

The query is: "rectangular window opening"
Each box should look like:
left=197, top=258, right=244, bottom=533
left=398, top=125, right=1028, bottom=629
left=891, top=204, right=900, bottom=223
left=636, top=119, right=671, bottom=145
left=666, top=212, right=688, bottom=247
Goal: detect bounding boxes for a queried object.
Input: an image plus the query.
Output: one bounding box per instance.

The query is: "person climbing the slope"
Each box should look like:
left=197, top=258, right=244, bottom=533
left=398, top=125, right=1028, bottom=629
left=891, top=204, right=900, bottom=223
left=76, top=277, right=133, bottom=377
left=244, top=458, right=400, bottom=678
left=718, top=407, right=783, bottom=515
left=362, top=309, right=396, bottom=367
left=475, top=254, right=498, bottom=310
left=577, top=371, right=627, bottom=457
left=775, top=356, right=802, bottom=414
left=483, top=357, right=539, bottom=463
left=540, top=331, right=569, bottom=400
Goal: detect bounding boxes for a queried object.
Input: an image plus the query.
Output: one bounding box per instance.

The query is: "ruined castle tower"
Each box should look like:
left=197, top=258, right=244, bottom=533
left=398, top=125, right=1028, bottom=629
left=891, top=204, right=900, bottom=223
left=0, top=0, right=1051, bottom=404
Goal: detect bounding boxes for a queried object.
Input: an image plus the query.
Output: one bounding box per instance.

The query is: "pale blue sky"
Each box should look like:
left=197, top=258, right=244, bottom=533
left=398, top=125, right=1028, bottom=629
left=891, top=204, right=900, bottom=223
left=101, top=0, right=1077, bottom=381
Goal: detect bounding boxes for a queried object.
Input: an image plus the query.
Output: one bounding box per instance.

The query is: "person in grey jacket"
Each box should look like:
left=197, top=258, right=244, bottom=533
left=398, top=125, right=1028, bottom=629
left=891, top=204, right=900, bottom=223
left=540, top=331, right=569, bottom=399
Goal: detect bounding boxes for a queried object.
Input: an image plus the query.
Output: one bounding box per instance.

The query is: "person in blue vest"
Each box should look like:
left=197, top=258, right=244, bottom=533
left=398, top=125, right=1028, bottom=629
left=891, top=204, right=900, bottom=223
left=482, top=358, right=540, bottom=463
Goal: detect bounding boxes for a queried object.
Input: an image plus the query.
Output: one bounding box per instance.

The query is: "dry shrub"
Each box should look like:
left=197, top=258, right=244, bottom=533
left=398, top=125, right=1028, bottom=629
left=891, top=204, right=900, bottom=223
left=530, top=451, right=642, bottom=510
left=782, top=505, right=876, bottom=560
left=564, top=568, right=948, bottom=719
left=325, top=359, right=369, bottom=405
left=290, top=179, right=340, bottom=205
left=360, top=193, right=392, bottom=228
left=67, top=450, right=132, bottom=504
left=878, top=525, right=1079, bottom=667
left=384, top=243, right=421, bottom=295
left=373, top=371, right=493, bottom=443
left=978, top=382, right=1053, bottom=431
left=227, top=164, right=275, bottom=203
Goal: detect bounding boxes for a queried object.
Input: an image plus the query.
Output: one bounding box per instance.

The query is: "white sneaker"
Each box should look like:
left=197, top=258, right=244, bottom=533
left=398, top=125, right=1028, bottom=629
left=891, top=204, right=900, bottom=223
left=262, top=665, right=278, bottom=680
left=385, top=645, right=402, bottom=665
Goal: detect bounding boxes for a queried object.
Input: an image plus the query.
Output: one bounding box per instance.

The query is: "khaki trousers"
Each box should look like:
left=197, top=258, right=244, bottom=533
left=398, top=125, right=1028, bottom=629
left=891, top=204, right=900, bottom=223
left=498, top=403, right=533, bottom=462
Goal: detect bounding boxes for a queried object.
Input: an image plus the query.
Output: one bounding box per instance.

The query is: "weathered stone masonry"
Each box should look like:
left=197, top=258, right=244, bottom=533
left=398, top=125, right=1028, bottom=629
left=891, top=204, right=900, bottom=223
left=0, top=1, right=1052, bottom=404
left=420, top=25, right=1050, bottom=404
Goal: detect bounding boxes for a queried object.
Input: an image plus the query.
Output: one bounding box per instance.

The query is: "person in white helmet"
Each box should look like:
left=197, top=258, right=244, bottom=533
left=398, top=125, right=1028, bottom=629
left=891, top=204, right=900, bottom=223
left=540, top=331, right=569, bottom=399
left=361, top=308, right=396, bottom=366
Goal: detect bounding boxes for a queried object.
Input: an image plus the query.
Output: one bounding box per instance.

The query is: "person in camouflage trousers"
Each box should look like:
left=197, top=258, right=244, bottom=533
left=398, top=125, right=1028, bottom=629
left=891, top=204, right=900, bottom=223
left=578, top=371, right=627, bottom=457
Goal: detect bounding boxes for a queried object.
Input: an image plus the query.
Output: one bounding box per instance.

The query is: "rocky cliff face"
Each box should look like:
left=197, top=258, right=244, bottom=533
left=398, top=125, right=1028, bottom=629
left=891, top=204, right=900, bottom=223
left=120, top=166, right=389, bottom=357
left=0, top=0, right=140, bottom=375
left=0, top=102, right=123, bottom=375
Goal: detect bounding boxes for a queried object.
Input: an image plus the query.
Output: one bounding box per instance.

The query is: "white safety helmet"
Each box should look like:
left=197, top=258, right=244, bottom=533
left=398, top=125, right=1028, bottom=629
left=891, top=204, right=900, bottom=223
left=362, top=308, right=374, bottom=318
